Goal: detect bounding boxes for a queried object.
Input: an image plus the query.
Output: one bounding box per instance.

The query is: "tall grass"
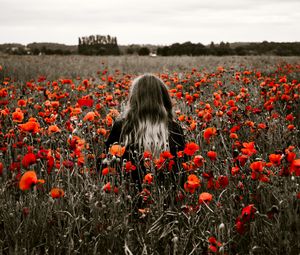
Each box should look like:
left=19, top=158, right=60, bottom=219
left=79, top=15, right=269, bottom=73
left=1, top=55, right=300, bottom=81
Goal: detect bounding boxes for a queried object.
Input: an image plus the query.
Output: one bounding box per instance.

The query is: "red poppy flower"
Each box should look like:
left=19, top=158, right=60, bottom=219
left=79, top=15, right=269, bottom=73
left=18, top=99, right=27, bottom=107
left=0, top=88, right=8, bottom=97
left=257, top=123, right=267, bottom=129
left=77, top=98, right=94, bottom=107
left=143, top=151, right=152, bottom=160
left=208, top=236, right=222, bottom=253
left=103, top=182, right=111, bottom=192
left=286, top=151, right=296, bottom=163
left=231, top=166, right=240, bottom=176
left=286, top=114, right=295, bottom=122
left=51, top=101, right=60, bottom=108
left=97, top=128, right=107, bottom=136
left=250, top=161, right=264, bottom=172
left=230, top=125, right=241, bottom=133
left=61, top=79, right=72, bottom=85
left=291, top=159, right=300, bottom=176
left=50, top=188, right=65, bottom=199
left=47, top=156, right=55, bottom=173
left=174, top=151, right=182, bottom=158
left=0, top=100, right=9, bottom=106
left=208, top=245, right=217, bottom=253
left=124, top=161, right=136, bottom=173
left=102, top=167, right=109, bottom=175
left=193, top=155, right=205, bottom=167
left=0, top=107, right=10, bottom=116
left=105, top=95, right=113, bottom=102
left=12, top=108, right=24, bottom=123
left=19, top=171, right=37, bottom=191
left=178, top=114, right=185, bottom=121
left=144, top=173, right=153, bottom=184
left=184, top=174, right=201, bottom=193
left=83, top=111, right=96, bottom=122
left=237, top=154, right=249, bottom=167
left=241, top=142, right=257, bottom=156
left=217, top=175, right=229, bottom=188
left=71, top=107, right=82, bottom=116
left=203, top=127, right=217, bottom=142
left=37, top=149, right=50, bottom=159
left=184, top=142, right=199, bottom=156
left=269, top=154, right=282, bottom=165
left=198, top=192, right=213, bottom=204
left=22, top=153, right=37, bottom=169
left=0, top=162, right=3, bottom=175
left=19, top=119, right=40, bottom=133
left=230, top=133, right=238, bottom=139
left=241, top=204, right=256, bottom=221
left=207, top=151, right=217, bottom=161
left=235, top=217, right=245, bottom=234
left=259, top=174, right=270, bottom=183
left=48, top=125, right=61, bottom=134
left=109, top=145, right=125, bottom=157
left=182, top=162, right=194, bottom=171
left=105, top=115, right=113, bottom=126
left=159, top=151, right=174, bottom=160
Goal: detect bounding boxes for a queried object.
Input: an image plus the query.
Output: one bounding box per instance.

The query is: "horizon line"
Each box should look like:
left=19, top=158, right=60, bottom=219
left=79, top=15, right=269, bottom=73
left=1, top=40, right=300, bottom=47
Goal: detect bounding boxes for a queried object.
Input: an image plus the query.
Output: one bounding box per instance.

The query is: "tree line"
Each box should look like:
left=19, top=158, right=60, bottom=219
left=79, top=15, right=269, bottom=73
left=1, top=37, right=300, bottom=56
left=156, top=41, right=300, bottom=56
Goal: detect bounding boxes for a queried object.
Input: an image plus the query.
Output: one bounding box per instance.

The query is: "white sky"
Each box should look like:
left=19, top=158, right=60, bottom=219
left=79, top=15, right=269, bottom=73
left=0, top=0, right=299, bottom=45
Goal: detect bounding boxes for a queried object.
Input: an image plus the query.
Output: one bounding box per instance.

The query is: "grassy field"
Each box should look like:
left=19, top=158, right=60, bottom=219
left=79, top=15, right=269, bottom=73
left=1, top=55, right=300, bottom=81
left=0, top=55, right=300, bottom=254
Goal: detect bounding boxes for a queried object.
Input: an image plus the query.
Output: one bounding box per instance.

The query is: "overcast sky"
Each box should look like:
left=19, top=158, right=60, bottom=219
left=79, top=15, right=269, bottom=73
left=1, top=0, right=299, bottom=45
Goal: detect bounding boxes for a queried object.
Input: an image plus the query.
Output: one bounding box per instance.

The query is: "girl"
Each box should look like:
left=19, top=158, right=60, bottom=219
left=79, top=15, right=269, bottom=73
left=105, top=73, right=186, bottom=191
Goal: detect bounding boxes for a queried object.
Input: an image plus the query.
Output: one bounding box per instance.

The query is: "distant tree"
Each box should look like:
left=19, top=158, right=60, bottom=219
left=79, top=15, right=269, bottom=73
left=157, top=42, right=208, bottom=56
left=78, top=34, right=120, bottom=55
left=125, top=45, right=140, bottom=55
left=126, top=47, right=135, bottom=55
left=192, top=43, right=207, bottom=55
left=215, top=41, right=233, bottom=56
left=169, top=43, right=182, bottom=55
left=138, top=47, right=150, bottom=56
left=32, top=48, right=40, bottom=55
left=157, top=46, right=170, bottom=56
left=235, top=46, right=247, bottom=56
left=209, top=42, right=216, bottom=55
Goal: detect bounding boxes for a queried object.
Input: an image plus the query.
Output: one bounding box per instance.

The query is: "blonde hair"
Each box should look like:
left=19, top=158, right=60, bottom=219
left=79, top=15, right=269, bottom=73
left=120, top=74, right=173, bottom=158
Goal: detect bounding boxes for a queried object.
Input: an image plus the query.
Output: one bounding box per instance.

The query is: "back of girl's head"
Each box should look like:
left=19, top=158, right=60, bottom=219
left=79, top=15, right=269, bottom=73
left=121, top=73, right=173, bottom=158
left=128, top=73, right=173, bottom=121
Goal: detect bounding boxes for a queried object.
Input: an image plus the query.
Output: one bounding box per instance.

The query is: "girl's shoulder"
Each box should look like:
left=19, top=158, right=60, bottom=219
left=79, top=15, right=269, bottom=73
left=111, top=116, right=126, bottom=131
left=105, top=117, right=124, bottom=148
left=113, top=117, right=124, bottom=128
left=168, top=120, right=184, bottom=135
left=168, top=120, right=185, bottom=152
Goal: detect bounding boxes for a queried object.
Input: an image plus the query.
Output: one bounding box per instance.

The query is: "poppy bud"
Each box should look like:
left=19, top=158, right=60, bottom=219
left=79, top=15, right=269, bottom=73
left=233, top=149, right=239, bottom=158
left=218, top=223, right=225, bottom=231
left=172, top=236, right=178, bottom=244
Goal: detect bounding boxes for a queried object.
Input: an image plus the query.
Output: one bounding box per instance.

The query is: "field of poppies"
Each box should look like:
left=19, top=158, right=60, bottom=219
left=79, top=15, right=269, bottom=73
left=0, top=55, right=300, bottom=254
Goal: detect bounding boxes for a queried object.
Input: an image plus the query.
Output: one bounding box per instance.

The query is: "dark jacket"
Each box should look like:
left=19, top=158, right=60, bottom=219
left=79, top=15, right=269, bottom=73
left=104, top=118, right=186, bottom=189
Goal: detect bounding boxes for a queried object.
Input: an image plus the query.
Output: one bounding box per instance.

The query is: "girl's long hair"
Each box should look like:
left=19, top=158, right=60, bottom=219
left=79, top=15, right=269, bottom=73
left=120, top=74, right=174, bottom=158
